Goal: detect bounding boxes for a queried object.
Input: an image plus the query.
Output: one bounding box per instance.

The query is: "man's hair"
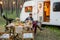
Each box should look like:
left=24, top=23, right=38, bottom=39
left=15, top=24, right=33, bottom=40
left=29, top=13, right=32, bottom=15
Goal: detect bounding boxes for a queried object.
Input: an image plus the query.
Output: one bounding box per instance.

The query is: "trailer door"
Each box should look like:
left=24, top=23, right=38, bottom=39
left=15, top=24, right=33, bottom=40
left=37, top=2, right=43, bottom=22
left=43, top=1, right=50, bottom=22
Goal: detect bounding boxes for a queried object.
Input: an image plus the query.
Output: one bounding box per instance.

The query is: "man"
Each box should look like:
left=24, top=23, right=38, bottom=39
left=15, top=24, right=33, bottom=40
left=25, top=13, right=33, bottom=22
left=25, top=13, right=43, bottom=34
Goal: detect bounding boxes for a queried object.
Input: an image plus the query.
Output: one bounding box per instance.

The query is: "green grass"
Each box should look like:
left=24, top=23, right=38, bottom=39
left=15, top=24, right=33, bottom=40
left=0, top=17, right=5, bottom=26
left=0, top=10, right=20, bottom=32
left=47, top=26, right=60, bottom=39
left=0, top=10, right=20, bottom=26
left=35, top=26, right=60, bottom=40
left=0, top=11, right=60, bottom=40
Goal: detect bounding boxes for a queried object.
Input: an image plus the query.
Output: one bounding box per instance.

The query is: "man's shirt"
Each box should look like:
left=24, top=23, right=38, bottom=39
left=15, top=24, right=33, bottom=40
left=25, top=17, right=33, bottom=22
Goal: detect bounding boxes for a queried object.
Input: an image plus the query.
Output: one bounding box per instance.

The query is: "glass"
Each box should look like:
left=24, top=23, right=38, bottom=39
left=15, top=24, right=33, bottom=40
left=25, top=6, right=32, bottom=12
left=53, top=2, right=60, bottom=11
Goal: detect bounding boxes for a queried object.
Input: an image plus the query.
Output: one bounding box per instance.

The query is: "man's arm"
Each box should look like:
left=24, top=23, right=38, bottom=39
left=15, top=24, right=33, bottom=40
left=24, top=17, right=28, bottom=22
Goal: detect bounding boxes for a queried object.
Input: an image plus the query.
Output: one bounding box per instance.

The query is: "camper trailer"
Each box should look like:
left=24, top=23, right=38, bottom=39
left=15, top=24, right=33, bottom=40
left=20, top=0, right=60, bottom=26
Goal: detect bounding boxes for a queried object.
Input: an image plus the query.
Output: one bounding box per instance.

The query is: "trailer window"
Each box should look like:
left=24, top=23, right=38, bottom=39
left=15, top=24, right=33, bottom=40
left=25, top=6, right=32, bottom=12
left=53, top=2, right=60, bottom=11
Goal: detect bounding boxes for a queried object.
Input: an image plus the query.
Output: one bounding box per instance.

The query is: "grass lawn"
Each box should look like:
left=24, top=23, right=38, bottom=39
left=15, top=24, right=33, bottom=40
left=0, top=10, right=20, bottom=32
left=0, top=11, right=60, bottom=40
left=0, top=10, right=20, bottom=26
left=35, top=26, right=60, bottom=40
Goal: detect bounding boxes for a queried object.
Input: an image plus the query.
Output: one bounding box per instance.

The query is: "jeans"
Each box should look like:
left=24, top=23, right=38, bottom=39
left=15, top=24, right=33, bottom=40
left=33, top=21, right=42, bottom=34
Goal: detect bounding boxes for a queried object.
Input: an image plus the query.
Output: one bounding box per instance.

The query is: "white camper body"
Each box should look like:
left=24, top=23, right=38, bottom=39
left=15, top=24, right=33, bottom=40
left=20, top=0, right=60, bottom=26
